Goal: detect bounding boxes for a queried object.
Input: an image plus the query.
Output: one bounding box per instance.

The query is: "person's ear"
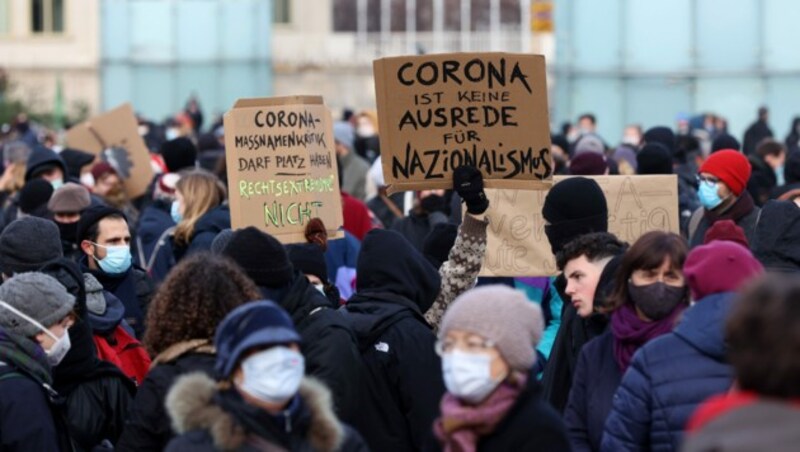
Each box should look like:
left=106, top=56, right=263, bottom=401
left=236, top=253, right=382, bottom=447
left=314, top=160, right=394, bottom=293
left=80, top=240, right=95, bottom=256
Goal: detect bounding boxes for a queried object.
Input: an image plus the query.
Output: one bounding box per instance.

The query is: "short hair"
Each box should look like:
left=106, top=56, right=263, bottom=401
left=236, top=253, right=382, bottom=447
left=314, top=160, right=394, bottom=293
left=556, top=232, right=627, bottom=271
left=755, top=138, right=785, bottom=159
left=578, top=113, right=596, bottom=125
left=726, top=274, right=800, bottom=399
left=85, top=213, right=126, bottom=243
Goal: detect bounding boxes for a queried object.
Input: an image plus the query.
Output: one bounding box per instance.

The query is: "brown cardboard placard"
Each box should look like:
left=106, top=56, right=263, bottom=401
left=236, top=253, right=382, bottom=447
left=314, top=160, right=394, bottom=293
left=223, top=95, right=344, bottom=244
left=479, top=175, right=680, bottom=277
left=373, top=52, right=553, bottom=194
left=65, top=103, right=154, bottom=199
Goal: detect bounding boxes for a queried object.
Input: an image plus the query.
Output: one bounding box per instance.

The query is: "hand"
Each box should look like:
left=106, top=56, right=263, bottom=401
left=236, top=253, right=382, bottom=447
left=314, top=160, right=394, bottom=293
left=0, top=163, right=16, bottom=190
left=453, top=165, right=489, bottom=215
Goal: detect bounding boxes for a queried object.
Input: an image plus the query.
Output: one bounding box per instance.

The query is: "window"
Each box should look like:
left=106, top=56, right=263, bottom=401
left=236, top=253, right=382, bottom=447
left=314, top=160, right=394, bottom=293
left=274, top=0, right=290, bottom=24
left=31, top=0, right=64, bottom=33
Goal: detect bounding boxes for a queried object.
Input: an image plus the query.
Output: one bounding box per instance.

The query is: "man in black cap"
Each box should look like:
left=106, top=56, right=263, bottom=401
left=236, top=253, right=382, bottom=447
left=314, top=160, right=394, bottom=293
left=77, top=205, right=154, bottom=337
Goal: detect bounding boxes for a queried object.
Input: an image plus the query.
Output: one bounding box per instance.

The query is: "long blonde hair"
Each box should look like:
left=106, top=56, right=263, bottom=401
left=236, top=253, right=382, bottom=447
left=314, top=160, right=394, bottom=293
left=173, top=169, right=226, bottom=246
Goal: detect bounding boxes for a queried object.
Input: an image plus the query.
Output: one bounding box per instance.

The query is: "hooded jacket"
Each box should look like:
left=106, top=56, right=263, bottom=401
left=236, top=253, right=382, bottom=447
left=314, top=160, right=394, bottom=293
left=601, top=293, right=736, bottom=452
left=752, top=200, right=800, bottom=272
left=134, top=199, right=177, bottom=285
left=747, top=154, right=778, bottom=207
left=165, top=373, right=368, bottom=452
left=173, top=204, right=230, bottom=261
left=343, top=229, right=444, bottom=451
left=24, top=145, right=67, bottom=182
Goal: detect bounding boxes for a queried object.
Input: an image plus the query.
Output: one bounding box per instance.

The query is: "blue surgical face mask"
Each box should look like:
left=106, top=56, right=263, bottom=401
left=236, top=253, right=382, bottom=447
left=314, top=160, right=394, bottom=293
left=170, top=200, right=182, bottom=224
left=698, top=181, right=724, bottom=210
left=92, top=243, right=132, bottom=274
left=50, top=178, right=64, bottom=190
left=775, top=165, right=786, bottom=187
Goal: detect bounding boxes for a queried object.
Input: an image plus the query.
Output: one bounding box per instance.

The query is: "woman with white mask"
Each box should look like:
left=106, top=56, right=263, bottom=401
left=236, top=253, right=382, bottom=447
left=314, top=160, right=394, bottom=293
left=165, top=300, right=368, bottom=451
left=430, top=285, right=570, bottom=452
left=0, top=272, right=77, bottom=451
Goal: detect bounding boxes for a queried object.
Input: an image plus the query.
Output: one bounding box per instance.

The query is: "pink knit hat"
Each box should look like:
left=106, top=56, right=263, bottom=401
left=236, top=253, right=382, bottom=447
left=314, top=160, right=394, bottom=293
left=684, top=241, right=764, bottom=301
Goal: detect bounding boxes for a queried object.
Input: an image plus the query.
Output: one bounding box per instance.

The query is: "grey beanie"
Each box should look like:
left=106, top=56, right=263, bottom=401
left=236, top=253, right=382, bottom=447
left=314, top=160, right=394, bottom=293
left=0, top=272, right=75, bottom=337
left=0, top=217, right=63, bottom=275
left=439, top=285, right=544, bottom=372
left=210, top=228, right=234, bottom=255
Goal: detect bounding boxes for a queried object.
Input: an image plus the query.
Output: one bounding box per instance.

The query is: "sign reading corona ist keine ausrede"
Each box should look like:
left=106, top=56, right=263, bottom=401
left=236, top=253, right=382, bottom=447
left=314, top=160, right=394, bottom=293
left=374, top=53, right=553, bottom=193
left=224, top=96, right=344, bottom=244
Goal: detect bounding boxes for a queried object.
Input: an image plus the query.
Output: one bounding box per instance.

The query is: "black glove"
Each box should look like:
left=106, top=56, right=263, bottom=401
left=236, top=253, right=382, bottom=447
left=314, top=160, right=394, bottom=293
left=453, top=165, right=489, bottom=215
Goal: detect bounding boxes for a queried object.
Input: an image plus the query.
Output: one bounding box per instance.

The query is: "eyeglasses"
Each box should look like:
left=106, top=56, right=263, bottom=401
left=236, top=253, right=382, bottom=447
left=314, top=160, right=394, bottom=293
left=696, top=175, right=720, bottom=186
left=434, top=338, right=496, bottom=356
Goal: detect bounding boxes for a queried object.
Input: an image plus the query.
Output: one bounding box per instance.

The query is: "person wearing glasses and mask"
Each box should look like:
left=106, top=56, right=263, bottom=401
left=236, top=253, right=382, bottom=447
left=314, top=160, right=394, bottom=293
left=429, top=285, right=569, bottom=452
left=0, top=272, right=77, bottom=451
left=165, top=300, right=368, bottom=452
left=688, top=150, right=759, bottom=248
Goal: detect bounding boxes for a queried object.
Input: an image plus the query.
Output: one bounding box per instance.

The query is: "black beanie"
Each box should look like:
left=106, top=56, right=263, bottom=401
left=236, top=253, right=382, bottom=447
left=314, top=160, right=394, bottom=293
left=160, top=137, right=197, bottom=173
left=287, top=243, right=328, bottom=282
left=222, top=227, right=293, bottom=288
left=76, top=205, right=127, bottom=243
left=637, top=143, right=673, bottom=175
left=18, top=179, right=54, bottom=215
left=542, top=177, right=608, bottom=255
left=711, top=133, right=741, bottom=153
left=423, top=222, right=458, bottom=269
left=0, top=217, right=63, bottom=275
left=643, top=126, right=676, bottom=154
left=59, top=148, right=96, bottom=180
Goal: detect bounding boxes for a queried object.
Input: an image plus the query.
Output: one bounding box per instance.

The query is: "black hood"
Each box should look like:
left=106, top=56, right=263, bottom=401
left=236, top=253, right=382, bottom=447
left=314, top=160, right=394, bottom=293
left=25, top=145, right=67, bottom=181
left=753, top=200, right=800, bottom=272
left=355, top=229, right=441, bottom=313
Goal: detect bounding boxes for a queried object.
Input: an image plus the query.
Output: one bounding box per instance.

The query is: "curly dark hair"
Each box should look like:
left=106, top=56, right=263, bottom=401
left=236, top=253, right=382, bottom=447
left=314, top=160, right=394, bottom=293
left=143, top=253, right=262, bottom=356
left=726, top=274, right=800, bottom=399
left=555, top=232, right=627, bottom=271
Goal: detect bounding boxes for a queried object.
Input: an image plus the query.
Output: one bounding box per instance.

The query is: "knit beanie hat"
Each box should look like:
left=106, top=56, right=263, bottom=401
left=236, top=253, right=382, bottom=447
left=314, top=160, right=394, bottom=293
left=699, top=150, right=752, bottom=196
left=0, top=272, right=75, bottom=337
left=287, top=243, right=328, bottom=282
left=637, top=143, right=673, bottom=175
left=643, top=126, right=676, bottom=154
left=684, top=241, right=764, bottom=301
left=573, top=134, right=605, bottom=156
left=703, top=219, right=749, bottom=249
left=222, top=227, right=294, bottom=288
left=439, top=285, right=544, bottom=372
left=47, top=183, right=91, bottom=214
left=210, top=228, right=234, bottom=255
left=76, top=205, right=126, bottom=243
left=59, top=148, right=96, bottom=180
left=160, top=137, right=197, bottom=173
left=0, top=217, right=63, bottom=275
left=711, top=133, right=741, bottom=153
left=18, top=179, right=54, bottom=215
left=542, top=177, right=608, bottom=255
left=569, top=152, right=608, bottom=175
left=423, top=222, right=458, bottom=270
left=90, top=161, right=117, bottom=182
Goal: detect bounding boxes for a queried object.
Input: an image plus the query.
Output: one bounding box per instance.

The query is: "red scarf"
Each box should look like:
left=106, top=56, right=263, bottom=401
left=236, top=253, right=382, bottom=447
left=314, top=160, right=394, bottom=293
left=433, top=374, right=527, bottom=452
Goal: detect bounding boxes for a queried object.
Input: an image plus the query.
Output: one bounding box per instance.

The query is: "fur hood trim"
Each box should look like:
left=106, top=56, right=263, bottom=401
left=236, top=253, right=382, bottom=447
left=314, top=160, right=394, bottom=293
left=151, top=339, right=215, bottom=369
left=166, top=372, right=345, bottom=451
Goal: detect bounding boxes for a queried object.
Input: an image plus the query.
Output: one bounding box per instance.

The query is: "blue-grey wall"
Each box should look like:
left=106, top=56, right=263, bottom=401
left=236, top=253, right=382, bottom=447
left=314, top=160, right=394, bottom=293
left=101, top=0, right=272, bottom=123
left=553, top=0, right=800, bottom=143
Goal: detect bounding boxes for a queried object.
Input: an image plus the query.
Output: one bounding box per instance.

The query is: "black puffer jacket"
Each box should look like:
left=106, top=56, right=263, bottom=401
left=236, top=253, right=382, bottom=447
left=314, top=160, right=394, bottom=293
left=116, top=343, right=216, bottom=452
left=752, top=200, right=800, bottom=272
left=343, top=229, right=445, bottom=451
left=260, top=273, right=367, bottom=434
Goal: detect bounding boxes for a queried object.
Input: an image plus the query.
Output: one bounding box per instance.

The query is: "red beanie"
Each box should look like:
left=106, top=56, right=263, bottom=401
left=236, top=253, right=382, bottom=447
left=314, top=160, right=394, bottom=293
left=698, top=149, right=751, bottom=196
left=703, top=219, right=749, bottom=249
left=684, top=241, right=763, bottom=301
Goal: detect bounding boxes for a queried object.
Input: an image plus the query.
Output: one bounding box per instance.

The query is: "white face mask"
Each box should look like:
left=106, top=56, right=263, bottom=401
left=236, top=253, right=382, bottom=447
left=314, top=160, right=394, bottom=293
left=238, top=346, right=305, bottom=404
left=166, top=128, right=181, bottom=141
left=80, top=172, right=95, bottom=188
left=313, top=283, right=325, bottom=295
left=442, top=350, right=505, bottom=404
left=0, top=300, right=72, bottom=366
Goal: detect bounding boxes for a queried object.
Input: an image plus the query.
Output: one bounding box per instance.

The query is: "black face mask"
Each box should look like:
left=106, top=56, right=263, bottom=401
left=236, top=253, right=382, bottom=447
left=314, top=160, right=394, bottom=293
left=627, top=281, right=686, bottom=321
left=55, top=221, right=78, bottom=244
left=420, top=195, right=445, bottom=214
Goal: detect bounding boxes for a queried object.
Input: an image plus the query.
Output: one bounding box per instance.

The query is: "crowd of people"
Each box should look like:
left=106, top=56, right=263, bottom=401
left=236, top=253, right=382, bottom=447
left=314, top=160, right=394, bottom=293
left=0, top=101, right=797, bottom=452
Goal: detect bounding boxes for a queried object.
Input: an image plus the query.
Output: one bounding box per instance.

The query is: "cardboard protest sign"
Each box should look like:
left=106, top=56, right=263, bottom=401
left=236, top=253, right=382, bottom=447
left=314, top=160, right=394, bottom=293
left=479, top=175, right=679, bottom=277
left=373, top=52, right=553, bottom=194
left=223, top=96, right=344, bottom=244
left=65, top=103, right=154, bottom=199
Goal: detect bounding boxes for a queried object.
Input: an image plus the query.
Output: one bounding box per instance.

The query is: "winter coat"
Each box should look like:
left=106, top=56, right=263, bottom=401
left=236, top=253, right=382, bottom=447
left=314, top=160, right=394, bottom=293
left=752, top=200, right=800, bottom=272
left=116, top=340, right=216, bottom=452
left=601, top=293, right=736, bottom=452
left=742, top=120, right=773, bottom=156
left=747, top=155, right=777, bottom=207
left=424, top=214, right=488, bottom=332
left=367, top=191, right=407, bottom=229
left=425, top=378, right=570, bottom=452
left=682, top=393, right=800, bottom=452
left=260, top=272, right=367, bottom=434
left=82, top=258, right=155, bottom=338
left=678, top=175, right=701, bottom=237
left=173, top=204, right=230, bottom=261
left=565, top=331, right=622, bottom=452
left=134, top=199, right=176, bottom=285
left=325, top=230, right=360, bottom=301
left=542, top=254, right=622, bottom=413
left=343, top=229, right=445, bottom=451
left=0, top=329, right=72, bottom=452
left=342, top=192, right=378, bottom=241
left=514, top=276, right=565, bottom=375
left=339, top=151, right=370, bottom=201
left=165, top=373, right=369, bottom=452
left=390, top=211, right=449, bottom=252
left=688, top=193, right=760, bottom=249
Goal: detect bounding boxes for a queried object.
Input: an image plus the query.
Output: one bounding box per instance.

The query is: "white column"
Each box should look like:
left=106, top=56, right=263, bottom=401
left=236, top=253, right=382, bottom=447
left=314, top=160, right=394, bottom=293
left=357, top=0, right=368, bottom=46
left=433, top=0, right=444, bottom=52
left=490, top=0, right=500, bottom=51
left=520, top=0, right=532, bottom=53
left=460, top=0, right=471, bottom=51
left=406, top=0, right=416, bottom=54
left=381, top=0, right=392, bottom=54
